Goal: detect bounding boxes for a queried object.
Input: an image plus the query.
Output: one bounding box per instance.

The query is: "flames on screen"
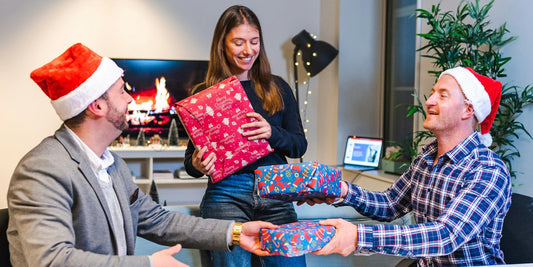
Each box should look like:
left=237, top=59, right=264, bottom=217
left=126, top=76, right=174, bottom=126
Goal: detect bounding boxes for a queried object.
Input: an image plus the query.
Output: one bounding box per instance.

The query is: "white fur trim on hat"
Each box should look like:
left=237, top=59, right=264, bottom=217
left=479, top=132, right=493, bottom=147
left=440, top=67, right=491, bottom=123
left=51, top=57, right=123, bottom=120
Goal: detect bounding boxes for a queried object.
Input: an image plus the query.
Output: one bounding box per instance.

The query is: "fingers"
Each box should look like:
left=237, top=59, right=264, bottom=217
left=312, top=219, right=357, bottom=256
left=324, top=197, right=337, bottom=205
left=318, top=218, right=342, bottom=227
left=340, top=181, right=348, bottom=198
left=192, top=146, right=216, bottom=175
left=313, top=242, right=335, bottom=255
left=241, top=112, right=271, bottom=140
left=302, top=197, right=326, bottom=206
left=165, top=243, right=183, bottom=255
left=151, top=244, right=190, bottom=267
left=251, top=250, right=272, bottom=257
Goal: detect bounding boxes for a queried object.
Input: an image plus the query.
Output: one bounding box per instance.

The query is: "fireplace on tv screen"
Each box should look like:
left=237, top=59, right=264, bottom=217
left=112, top=58, right=208, bottom=141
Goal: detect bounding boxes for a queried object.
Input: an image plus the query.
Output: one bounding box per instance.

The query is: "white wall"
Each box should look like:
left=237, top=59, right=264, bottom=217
left=417, top=0, right=533, bottom=197
left=0, top=0, right=340, bottom=208
left=337, top=0, right=385, bottom=162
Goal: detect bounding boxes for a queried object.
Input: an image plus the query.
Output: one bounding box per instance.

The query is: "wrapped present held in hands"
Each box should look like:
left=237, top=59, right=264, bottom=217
left=261, top=220, right=336, bottom=257
left=255, top=161, right=342, bottom=201
left=176, top=76, right=273, bottom=183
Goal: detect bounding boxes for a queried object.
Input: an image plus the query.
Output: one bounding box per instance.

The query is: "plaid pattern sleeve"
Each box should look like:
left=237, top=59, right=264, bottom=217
left=343, top=133, right=512, bottom=266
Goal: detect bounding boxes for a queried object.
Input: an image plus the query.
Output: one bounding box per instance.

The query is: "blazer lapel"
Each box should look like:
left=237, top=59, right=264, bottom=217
left=54, top=125, right=119, bottom=252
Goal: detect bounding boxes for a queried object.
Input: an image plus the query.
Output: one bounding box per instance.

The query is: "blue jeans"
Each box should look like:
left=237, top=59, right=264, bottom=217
left=199, top=172, right=306, bottom=267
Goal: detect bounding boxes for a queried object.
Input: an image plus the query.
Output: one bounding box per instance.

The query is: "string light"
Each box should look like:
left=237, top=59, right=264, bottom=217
left=291, top=29, right=338, bottom=149
left=294, top=32, right=320, bottom=140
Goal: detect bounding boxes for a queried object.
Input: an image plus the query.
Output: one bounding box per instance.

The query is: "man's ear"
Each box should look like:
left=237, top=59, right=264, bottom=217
left=462, top=102, right=475, bottom=120
left=87, top=99, right=106, bottom=118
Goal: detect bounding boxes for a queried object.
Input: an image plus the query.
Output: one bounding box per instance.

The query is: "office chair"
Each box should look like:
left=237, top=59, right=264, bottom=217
left=0, top=208, right=11, bottom=266
left=500, top=193, right=533, bottom=264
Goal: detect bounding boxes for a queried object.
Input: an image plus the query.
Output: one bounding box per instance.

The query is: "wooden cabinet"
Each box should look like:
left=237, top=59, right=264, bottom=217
left=110, top=146, right=208, bottom=205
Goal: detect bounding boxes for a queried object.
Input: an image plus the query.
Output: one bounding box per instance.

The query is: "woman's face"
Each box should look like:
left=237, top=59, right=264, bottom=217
left=224, top=23, right=260, bottom=80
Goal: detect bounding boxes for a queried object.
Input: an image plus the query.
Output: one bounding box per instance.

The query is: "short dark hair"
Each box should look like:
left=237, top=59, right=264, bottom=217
left=64, top=91, right=109, bottom=128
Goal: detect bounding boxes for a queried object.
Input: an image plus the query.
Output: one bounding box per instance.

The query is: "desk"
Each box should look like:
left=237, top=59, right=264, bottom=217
left=341, top=169, right=400, bottom=192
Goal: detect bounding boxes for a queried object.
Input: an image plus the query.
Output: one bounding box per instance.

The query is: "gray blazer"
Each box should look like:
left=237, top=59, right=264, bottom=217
left=7, top=125, right=232, bottom=267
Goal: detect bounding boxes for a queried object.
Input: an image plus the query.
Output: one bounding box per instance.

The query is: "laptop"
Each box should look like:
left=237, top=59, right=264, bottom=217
left=339, top=136, right=383, bottom=171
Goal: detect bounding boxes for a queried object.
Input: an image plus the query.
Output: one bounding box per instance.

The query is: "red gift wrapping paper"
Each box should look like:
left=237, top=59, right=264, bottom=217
left=255, top=161, right=342, bottom=201
left=176, top=76, right=273, bottom=183
left=261, top=220, right=336, bottom=257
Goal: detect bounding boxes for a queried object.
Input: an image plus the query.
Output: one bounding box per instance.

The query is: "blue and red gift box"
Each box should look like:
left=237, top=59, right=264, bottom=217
left=255, top=161, right=342, bottom=201
left=260, top=220, right=336, bottom=257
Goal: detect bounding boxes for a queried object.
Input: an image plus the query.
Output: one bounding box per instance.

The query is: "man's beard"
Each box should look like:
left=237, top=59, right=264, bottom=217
left=105, top=101, right=129, bottom=132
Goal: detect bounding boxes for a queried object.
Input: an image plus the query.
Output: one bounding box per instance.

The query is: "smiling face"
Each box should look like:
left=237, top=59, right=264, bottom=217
left=423, top=74, right=471, bottom=135
left=224, top=23, right=260, bottom=80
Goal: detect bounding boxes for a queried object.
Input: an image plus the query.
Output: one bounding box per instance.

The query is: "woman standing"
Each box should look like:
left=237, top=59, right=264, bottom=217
left=184, top=5, right=307, bottom=267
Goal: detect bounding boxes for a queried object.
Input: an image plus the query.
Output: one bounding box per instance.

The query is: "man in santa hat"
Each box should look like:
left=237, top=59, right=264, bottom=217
left=7, top=43, right=275, bottom=267
left=303, top=67, right=512, bottom=266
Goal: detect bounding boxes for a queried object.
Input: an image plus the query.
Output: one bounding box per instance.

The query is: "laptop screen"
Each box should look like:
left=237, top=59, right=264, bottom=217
left=343, top=136, right=383, bottom=167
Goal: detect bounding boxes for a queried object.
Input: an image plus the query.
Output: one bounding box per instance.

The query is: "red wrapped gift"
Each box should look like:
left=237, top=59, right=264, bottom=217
left=255, top=161, right=342, bottom=201
left=261, top=220, right=336, bottom=257
left=176, top=76, right=273, bottom=183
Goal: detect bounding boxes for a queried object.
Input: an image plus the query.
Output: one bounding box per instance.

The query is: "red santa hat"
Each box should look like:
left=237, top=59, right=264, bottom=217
left=30, top=43, right=123, bottom=120
left=440, top=67, right=502, bottom=147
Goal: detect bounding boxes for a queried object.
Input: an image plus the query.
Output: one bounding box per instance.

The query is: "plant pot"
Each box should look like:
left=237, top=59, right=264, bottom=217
left=381, top=159, right=409, bottom=175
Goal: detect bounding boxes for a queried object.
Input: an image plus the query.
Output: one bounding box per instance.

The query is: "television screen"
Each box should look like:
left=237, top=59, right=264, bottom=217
left=112, top=58, right=209, bottom=143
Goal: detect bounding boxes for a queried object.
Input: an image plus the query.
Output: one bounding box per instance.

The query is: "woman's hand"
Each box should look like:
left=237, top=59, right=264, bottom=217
left=191, top=146, right=216, bottom=175
left=241, top=112, right=272, bottom=140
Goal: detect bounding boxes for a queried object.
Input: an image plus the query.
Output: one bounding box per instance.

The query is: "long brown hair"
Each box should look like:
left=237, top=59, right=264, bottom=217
left=200, top=5, right=283, bottom=115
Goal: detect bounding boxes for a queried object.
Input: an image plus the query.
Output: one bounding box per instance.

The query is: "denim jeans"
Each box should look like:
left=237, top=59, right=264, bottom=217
left=199, top=172, right=306, bottom=267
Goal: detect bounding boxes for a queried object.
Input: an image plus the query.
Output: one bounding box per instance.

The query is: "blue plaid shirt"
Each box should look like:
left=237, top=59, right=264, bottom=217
left=341, top=132, right=512, bottom=266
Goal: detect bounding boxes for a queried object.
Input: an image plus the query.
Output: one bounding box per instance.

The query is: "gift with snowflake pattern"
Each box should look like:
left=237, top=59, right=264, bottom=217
left=176, top=76, right=273, bottom=183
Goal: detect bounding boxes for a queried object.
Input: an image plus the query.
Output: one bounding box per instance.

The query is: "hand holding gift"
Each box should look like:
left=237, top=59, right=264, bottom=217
left=312, top=218, right=358, bottom=257
left=176, top=76, right=273, bottom=183
left=239, top=221, right=279, bottom=256
left=260, top=220, right=336, bottom=257
left=241, top=112, right=272, bottom=140
left=297, top=180, right=350, bottom=206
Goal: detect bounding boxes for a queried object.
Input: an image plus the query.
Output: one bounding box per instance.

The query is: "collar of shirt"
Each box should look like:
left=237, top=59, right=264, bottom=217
left=420, top=131, right=481, bottom=167
left=64, top=126, right=115, bottom=183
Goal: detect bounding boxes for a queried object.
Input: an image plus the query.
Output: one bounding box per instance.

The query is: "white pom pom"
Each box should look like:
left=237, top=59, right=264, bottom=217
left=479, top=133, right=493, bottom=147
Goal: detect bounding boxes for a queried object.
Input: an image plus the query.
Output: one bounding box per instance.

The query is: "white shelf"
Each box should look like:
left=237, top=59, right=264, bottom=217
left=110, top=146, right=208, bottom=205
left=109, top=146, right=186, bottom=158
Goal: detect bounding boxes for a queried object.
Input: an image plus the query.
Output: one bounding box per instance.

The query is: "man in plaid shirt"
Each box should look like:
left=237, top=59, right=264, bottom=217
left=307, top=67, right=512, bottom=266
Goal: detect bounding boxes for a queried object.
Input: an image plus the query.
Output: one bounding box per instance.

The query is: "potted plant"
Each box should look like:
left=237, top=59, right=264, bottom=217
left=412, top=0, right=533, bottom=180
left=382, top=130, right=434, bottom=175
left=382, top=144, right=410, bottom=175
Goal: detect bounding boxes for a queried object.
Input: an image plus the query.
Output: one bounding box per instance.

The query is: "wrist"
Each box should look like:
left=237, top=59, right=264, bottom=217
left=341, top=180, right=348, bottom=197
left=231, top=222, right=243, bottom=246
